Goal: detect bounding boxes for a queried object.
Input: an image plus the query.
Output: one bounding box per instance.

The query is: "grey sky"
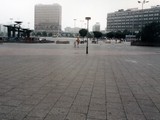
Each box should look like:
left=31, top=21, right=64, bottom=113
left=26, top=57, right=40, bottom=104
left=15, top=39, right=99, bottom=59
left=0, top=0, right=159, bottom=31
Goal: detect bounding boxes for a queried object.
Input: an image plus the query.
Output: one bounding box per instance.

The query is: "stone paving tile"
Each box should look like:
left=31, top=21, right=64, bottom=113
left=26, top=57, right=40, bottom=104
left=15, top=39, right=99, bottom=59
left=66, top=112, right=86, bottom=120
left=126, top=114, right=146, bottom=120
left=144, top=112, right=160, bottom=120
left=27, top=109, right=49, bottom=118
left=44, top=113, right=66, bottom=120
left=0, top=42, right=160, bottom=120
left=6, top=110, right=28, bottom=120
left=107, top=108, right=127, bottom=120
left=107, top=103, right=124, bottom=110
left=70, top=105, right=88, bottom=114
left=0, top=105, right=15, bottom=114
left=123, top=102, right=143, bottom=115
left=23, top=116, right=43, bottom=120
left=87, top=110, right=106, bottom=120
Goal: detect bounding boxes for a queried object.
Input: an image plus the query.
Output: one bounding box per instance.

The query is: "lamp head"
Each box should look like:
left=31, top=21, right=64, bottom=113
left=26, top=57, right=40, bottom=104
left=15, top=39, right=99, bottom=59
left=85, top=17, right=91, bottom=20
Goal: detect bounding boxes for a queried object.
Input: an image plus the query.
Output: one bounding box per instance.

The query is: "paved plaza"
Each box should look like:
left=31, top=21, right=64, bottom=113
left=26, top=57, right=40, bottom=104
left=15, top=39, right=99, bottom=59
left=0, top=39, right=160, bottom=120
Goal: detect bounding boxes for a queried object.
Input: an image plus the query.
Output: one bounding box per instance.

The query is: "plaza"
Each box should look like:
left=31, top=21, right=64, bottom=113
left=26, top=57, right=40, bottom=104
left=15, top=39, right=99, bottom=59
left=0, top=39, right=160, bottom=120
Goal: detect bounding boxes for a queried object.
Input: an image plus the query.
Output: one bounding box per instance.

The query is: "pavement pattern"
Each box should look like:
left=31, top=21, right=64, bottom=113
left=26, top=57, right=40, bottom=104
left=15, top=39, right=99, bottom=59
left=0, top=41, right=160, bottom=120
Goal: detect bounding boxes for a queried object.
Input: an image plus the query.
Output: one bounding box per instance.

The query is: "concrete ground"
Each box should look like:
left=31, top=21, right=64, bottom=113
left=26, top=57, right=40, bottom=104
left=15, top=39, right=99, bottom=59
left=0, top=39, right=160, bottom=120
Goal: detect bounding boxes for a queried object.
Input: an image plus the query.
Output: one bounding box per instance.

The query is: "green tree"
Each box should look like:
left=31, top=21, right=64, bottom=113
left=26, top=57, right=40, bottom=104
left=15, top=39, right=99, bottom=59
left=115, top=31, right=123, bottom=40
left=136, top=31, right=141, bottom=41
left=106, top=32, right=115, bottom=39
left=0, top=32, right=4, bottom=36
left=123, top=29, right=132, bottom=39
left=31, top=32, right=36, bottom=36
left=87, top=32, right=93, bottom=39
left=141, top=22, right=160, bottom=43
left=79, top=29, right=88, bottom=41
left=36, top=32, right=42, bottom=36
left=123, top=29, right=131, bottom=36
left=48, top=32, right=53, bottom=37
left=93, top=31, right=102, bottom=43
left=42, top=31, right=47, bottom=37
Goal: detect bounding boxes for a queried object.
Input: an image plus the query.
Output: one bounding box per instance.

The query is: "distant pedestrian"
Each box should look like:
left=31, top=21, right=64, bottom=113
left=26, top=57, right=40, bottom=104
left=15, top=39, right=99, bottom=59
left=74, top=40, right=76, bottom=48
left=76, top=36, right=80, bottom=48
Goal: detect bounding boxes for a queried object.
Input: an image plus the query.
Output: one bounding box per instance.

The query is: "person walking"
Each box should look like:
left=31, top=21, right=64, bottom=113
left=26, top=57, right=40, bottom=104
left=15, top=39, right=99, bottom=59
left=76, top=36, right=80, bottom=48
left=74, top=40, right=77, bottom=48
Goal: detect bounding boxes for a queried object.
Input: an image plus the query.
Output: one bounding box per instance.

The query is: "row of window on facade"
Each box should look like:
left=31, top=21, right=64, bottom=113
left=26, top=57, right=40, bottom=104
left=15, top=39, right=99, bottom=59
left=108, top=20, right=159, bottom=26
left=107, top=22, right=156, bottom=29
left=35, top=25, right=61, bottom=30
left=107, top=18, right=159, bottom=24
left=108, top=10, right=160, bottom=17
left=108, top=13, right=159, bottom=20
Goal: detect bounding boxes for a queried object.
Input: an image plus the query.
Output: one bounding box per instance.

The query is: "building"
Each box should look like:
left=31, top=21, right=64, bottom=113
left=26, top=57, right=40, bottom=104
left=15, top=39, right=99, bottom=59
left=106, top=5, right=160, bottom=33
left=64, top=27, right=81, bottom=33
left=34, top=3, right=62, bottom=35
left=0, top=24, right=7, bottom=36
left=92, top=22, right=100, bottom=31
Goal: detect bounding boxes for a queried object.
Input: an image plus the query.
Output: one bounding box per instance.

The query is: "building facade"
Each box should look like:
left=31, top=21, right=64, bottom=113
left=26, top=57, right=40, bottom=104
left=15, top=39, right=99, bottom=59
left=0, top=24, right=7, bottom=36
left=64, top=27, right=81, bottom=33
left=34, top=3, right=62, bottom=35
left=106, top=5, right=160, bottom=33
left=92, top=22, right=100, bottom=31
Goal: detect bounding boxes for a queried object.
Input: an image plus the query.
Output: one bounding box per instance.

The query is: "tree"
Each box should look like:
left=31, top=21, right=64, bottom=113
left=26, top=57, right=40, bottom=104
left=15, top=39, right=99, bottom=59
left=106, top=32, right=115, bottom=39
left=93, top=31, right=102, bottom=43
left=87, top=32, right=93, bottom=39
left=42, top=31, right=47, bottom=37
left=115, top=31, right=123, bottom=40
left=36, top=32, right=42, bottom=37
left=136, top=31, right=141, bottom=41
left=141, top=22, right=160, bottom=43
left=48, top=32, right=53, bottom=37
left=79, top=29, right=88, bottom=41
left=31, top=32, right=36, bottom=36
left=0, top=32, right=4, bottom=36
left=123, top=29, right=131, bottom=36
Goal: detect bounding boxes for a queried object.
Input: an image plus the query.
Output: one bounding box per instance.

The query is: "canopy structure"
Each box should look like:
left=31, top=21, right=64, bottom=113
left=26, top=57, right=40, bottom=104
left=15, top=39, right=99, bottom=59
left=4, top=21, right=32, bottom=40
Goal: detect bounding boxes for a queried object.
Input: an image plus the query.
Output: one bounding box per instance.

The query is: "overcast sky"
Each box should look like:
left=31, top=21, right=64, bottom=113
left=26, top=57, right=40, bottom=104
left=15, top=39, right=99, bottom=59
left=0, top=0, right=159, bottom=31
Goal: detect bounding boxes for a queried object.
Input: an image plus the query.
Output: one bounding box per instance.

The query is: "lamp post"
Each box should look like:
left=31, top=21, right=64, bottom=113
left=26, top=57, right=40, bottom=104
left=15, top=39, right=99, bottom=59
left=10, top=18, right=13, bottom=26
left=74, top=19, right=77, bottom=28
left=85, top=17, right=91, bottom=54
left=138, top=0, right=149, bottom=10
left=138, top=0, right=149, bottom=29
left=28, top=22, right=30, bottom=29
left=73, top=19, right=77, bottom=36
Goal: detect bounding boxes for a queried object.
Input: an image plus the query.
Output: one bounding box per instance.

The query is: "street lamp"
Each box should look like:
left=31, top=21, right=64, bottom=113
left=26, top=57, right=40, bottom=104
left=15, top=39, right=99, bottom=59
left=28, top=22, right=30, bottom=29
left=138, top=0, right=149, bottom=10
left=138, top=0, right=149, bottom=29
left=73, top=19, right=77, bottom=35
left=85, top=17, right=91, bottom=54
left=74, top=19, right=77, bottom=28
left=10, top=18, right=13, bottom=26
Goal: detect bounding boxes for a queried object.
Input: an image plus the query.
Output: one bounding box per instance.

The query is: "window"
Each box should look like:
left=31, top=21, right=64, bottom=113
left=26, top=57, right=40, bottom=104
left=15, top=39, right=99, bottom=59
left=149, top=18, right=153, bottom=20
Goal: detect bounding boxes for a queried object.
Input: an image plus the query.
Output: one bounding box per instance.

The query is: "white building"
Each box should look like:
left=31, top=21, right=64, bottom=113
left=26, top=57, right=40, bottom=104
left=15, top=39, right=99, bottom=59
left=34, top=3, right=62, bottom=35
left=64, top=27, right=81, bottom=33
left=0, top=24, right=7, bottom=36
left=107, top=6, right=160, bottom=33
left=92, top=22, right=100, bottom=31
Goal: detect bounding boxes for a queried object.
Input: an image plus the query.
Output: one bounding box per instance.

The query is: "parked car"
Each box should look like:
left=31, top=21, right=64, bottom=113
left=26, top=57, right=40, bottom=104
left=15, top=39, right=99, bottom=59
left=92, top=40, right=97, bottom=44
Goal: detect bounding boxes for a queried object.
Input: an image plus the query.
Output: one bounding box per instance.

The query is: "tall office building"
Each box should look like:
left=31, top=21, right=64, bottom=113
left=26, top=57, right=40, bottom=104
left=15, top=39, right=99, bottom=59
left=106, top=5, right=160, bottom=33
left=0, top=24, right=7, bottom=32
left=92, top=22, right=100, bottom=31
left=34, top=3, right=62, bottom=35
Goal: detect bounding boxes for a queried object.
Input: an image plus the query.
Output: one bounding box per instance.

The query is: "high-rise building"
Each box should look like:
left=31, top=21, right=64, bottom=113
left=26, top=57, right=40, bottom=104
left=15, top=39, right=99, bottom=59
left=64, top=27, right=81, bottom=33
left=0, top=24, right=7, bottom=35
left=92, top=22, right=100, bottom=31
left=34, top=3, right=62, bottom=35
left=106, top=5, right=160, bottom=33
